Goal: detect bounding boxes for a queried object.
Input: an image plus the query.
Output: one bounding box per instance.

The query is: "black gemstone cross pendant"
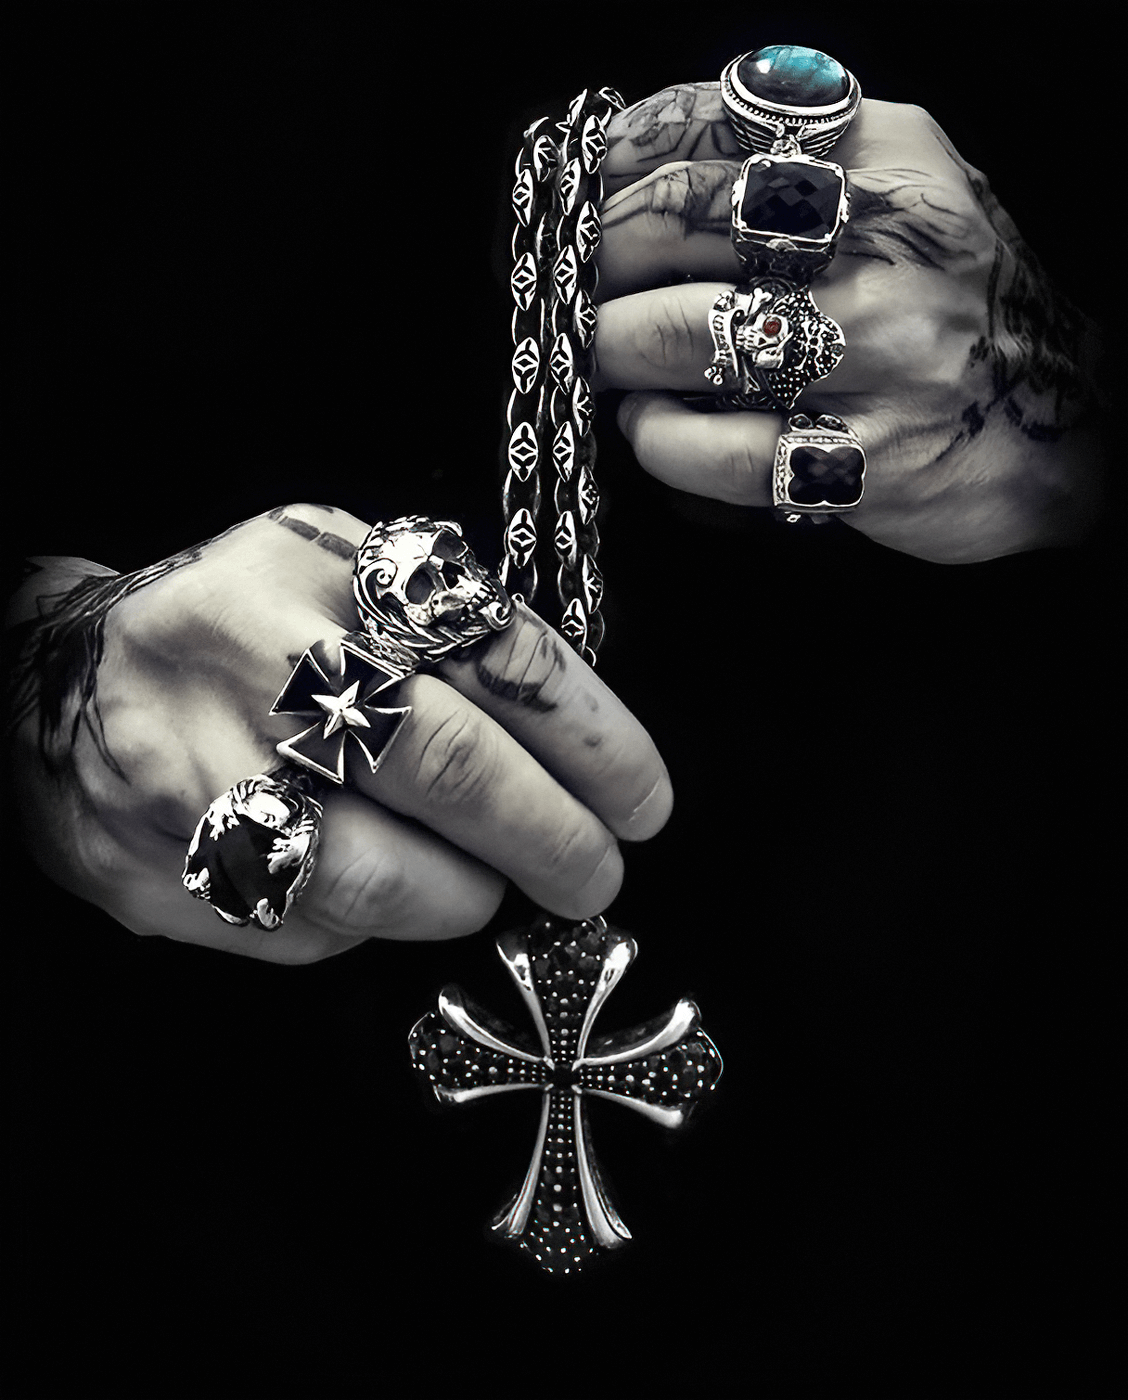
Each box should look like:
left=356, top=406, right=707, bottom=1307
left=409, top=915, right=722, bottom=1273
left=271, top=633, right=411, bottom=784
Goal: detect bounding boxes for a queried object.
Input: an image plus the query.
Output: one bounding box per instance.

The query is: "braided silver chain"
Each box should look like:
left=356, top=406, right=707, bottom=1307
left=501, top=87, right=624, bottom=667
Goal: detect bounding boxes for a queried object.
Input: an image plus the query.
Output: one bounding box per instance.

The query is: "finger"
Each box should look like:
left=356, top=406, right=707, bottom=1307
left=594, top=277, right=893, bottom=398
left=617, top=392, right=782, bottom=506
left=603, top=91, right=951, bottom=198
left=594, top=281, right=728, bottom=393
left=598, top=161, right=742, bottom=301
left=285, top=791, right=506, bottom=943
left=603, top=83, right=742, bottom=195
left=101, top=773, right=506, bottom=964
left=357, top=673, right=624, bottom=920
left=437, top=602, right=672, bottom=842
left=829, top=98, right=964, bottom=183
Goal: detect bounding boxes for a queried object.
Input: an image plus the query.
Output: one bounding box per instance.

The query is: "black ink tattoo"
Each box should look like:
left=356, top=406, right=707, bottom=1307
left=842, top=151, right=1098, bottom=449
left=317, top=532, right=359, bottom=560
left=473, top=626, right=566, bottom=714
left=5, top=514, right=255, bottom=778
left=601, top=160, right=734, bottom=242
left=604, top=84, right=740, bottom=195
left=5, top=547, right=206, bottom=780
left=474, top=661, right=556, bottom=713
left=839, top=169, right=979, bottom=270
left=268, top=506, right=358, bottom=560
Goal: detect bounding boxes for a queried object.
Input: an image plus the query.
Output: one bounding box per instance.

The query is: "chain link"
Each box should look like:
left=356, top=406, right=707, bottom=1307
left=500, top=87, right=624, bottom=667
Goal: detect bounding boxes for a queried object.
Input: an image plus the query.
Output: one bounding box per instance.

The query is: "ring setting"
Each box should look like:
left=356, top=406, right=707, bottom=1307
left=772, top=412, right=866, bottom=517
left=711, top=44, right=867, bottom=515
left=729, top=151, right=850, bottom=284
left=183, top=517, right=514, bottom=931
left=719, top=43, right=861, bottom=159
left=705, top=282, right=845, bottom=411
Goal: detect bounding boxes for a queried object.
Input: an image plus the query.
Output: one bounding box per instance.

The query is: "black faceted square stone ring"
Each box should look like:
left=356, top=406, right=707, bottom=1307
left=182, top=517, right=516, bottom=932
left=730, top=152, right=850, bottom=285
left=772, top=414, right=867, bottom=518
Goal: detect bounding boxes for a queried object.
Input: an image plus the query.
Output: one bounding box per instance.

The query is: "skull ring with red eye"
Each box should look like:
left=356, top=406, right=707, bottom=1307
left=353, top=516, right=514, bottom=670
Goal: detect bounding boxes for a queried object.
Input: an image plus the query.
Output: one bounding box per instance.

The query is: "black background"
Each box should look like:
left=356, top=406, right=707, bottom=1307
left=6, top=5, right=1124, bottom=1398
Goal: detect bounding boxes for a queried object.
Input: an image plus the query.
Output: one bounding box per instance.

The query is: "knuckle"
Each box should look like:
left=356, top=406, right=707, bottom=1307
left=896, top=102, right=937, bottom=132
left=634, top=290, right=702, bottom=373
left=541, top=818, right=609, bottom=886
left=416, top=708, right=498, bottom=813
left=316, top=846, right=413, bottom=934
left=717, top=437, right=764, bottom=504
left=646, top=162, right=694, bottom=220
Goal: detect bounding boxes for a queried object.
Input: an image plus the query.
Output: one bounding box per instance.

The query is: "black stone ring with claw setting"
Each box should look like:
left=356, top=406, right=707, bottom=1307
left=182, top=517, right=514, bottom=931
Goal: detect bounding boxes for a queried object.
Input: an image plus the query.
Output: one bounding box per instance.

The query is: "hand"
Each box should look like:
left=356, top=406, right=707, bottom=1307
left=7, top=505, right=672, bottom=963
left=593, top=85, right=1102, bottom=563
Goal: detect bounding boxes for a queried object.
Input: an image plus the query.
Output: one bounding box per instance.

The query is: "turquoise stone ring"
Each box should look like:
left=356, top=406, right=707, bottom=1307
left=735, top=46, right=850, bottom=109
left=720, top=44, right=860, bottom=158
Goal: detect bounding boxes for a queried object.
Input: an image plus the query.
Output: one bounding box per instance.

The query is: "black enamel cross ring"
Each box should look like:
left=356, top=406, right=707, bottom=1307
left=271, top=634, right=410, bottom=785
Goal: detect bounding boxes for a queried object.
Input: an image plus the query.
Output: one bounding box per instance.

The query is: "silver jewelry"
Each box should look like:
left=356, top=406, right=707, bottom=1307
left=502, top=87, right=624, bottom=666
left=772, top=412, right=867, bottom=517
left=183, top=520, right=512, bottom=930
left=400, top=88, right=723, bottom=1274
left=730, top=151, right=850, bottom=285
left=720, top=44, right=860, bottom=159
left=712, top=44, right=867, bottom=514
left=705, top=282, right=845, bottom=411
left=183, top=770, right=322, bottom=930
left=409, top=915, right=722, bottom=1272
left=271, top=636, right=411, bottom=785
left=353, top=516, right=513, bottom=672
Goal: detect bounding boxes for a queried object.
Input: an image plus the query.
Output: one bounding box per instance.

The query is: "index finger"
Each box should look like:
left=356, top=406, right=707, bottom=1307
left=437, top=603, right=672, bottom=843
left=604, top=82, right=741, bottom=195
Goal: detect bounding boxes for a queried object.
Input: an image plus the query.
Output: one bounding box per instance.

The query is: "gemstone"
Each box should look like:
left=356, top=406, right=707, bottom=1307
left=762, top=316, right=782, bottom=336
left=788, top=445, right=865, bottom=506
left=736, top=45, right=849, bottom=107
left=739, top=159, right=843, bottom=238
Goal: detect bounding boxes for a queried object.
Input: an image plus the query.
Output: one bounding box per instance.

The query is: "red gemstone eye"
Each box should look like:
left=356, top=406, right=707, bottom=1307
left=762, top=316, right=781, bottom=336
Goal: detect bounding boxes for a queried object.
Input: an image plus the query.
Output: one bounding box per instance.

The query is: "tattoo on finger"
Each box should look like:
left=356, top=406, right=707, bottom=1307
left=267, top=507, right=359, bottom=560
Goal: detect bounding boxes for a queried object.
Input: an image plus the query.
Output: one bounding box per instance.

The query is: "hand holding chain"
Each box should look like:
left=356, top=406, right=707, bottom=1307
left=180, top=88, right=721, bottom=1275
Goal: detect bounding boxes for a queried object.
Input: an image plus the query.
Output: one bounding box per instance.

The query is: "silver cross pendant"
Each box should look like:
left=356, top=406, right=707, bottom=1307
left=409, top=914, right=722, bottom=1273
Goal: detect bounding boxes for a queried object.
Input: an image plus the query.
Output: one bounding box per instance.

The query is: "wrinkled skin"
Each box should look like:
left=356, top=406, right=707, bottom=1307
left=590, top=85, right=1102, bottom=563
left=8, top=506, right=671, bottom=963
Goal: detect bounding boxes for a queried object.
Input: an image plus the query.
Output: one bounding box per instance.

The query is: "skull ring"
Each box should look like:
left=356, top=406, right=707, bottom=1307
left=353, top=516, right=514, bottom=669
left=705, top=282, right=845, bottom=412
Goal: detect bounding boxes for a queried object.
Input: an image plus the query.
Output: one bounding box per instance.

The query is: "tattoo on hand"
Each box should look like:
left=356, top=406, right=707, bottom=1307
left=601, top=160, right=734, bottom=242
left=3, top=504, right=354, bottom=782
left=843, top=152, right=1098, bottom=446
left=604, top=84, right=740, bottom=192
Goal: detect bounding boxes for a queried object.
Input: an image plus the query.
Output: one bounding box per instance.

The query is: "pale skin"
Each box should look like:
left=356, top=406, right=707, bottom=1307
left=593, top=85, right=1102, bottom=563
left=8, top=506, right=672, bottom=964
left=7, top=84, right=1103, bottom=961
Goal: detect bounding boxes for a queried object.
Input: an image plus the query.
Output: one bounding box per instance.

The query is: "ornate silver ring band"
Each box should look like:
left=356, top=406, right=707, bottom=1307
left=705, top=282, right=845, bottom=413
left=182, top=517, right=514, bottom=931
left=773, top=412, right=866, bottom=518
left=720, top=44, right=860, bottom=159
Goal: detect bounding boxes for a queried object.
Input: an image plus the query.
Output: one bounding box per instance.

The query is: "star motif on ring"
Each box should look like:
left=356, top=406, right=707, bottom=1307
left=270, top=635, right=411, bottom=785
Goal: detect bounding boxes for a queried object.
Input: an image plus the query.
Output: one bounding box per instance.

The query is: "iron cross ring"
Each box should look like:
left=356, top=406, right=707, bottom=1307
left=183, top=516, right=514, bottom=932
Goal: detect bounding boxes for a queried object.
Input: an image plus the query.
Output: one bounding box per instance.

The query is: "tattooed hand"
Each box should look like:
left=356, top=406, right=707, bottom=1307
left=595, top=86, right=1102, bottom=563
left=5, top=506, right=671, bottom=963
